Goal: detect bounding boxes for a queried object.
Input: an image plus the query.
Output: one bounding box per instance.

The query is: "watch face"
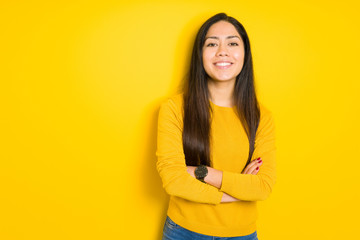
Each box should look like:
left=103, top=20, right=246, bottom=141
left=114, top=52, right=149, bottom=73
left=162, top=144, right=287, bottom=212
left=195, top=165, right=208, bottom=179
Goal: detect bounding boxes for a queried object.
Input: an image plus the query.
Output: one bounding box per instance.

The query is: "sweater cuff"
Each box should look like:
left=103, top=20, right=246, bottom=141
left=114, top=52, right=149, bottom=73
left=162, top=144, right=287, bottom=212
left=213, top=190, right=224, bottom=204
left=220, top=170, right=238, bottom=194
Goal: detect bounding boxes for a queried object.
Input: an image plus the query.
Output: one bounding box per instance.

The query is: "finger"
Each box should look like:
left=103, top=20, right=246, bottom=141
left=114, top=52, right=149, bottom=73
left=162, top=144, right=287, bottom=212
left=242, top=158, right=260, bottom=174
left=250, top=159, right=263, bottom=174
left=242, top=161, right=255, bottom=174
left=243, top=158, right=262, bottom=174
left=247, top=163, right=260, bottom=175
left=250, top=165, right=260, bottom=175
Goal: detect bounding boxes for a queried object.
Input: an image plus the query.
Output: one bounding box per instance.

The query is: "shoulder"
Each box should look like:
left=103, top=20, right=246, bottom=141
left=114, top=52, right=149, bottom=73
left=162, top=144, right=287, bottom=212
left=257, top=102, right=276, bottom=134
left=160, top=92, right=183, bottom=110
left=161, top=92, right=183, bottom=108
left=169, top=92, right=184, bottom=107
left=158, top=93, right=184, bottom=123
left=258, top=102, right=273, bottom=120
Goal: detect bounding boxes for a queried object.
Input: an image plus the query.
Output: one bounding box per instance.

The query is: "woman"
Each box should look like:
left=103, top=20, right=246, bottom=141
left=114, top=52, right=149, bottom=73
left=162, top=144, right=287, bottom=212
left=156, top=12, right=276, bottom=239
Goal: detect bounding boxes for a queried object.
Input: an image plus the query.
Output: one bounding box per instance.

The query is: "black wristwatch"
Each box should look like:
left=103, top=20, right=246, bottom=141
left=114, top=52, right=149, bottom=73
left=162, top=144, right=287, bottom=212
left=194, top=165, right=208, bottom=183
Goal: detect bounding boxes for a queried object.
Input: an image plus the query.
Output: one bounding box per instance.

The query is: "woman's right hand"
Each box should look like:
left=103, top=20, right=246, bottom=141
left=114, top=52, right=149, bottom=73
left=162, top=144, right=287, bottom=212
left=241, top=157, right=263, bottom=175
left=221, top=157, right=263, bottom=203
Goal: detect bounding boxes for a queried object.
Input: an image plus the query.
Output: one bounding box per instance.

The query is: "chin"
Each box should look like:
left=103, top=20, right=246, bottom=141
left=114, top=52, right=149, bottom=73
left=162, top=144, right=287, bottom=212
left=211, top=77, right=236, bottom=82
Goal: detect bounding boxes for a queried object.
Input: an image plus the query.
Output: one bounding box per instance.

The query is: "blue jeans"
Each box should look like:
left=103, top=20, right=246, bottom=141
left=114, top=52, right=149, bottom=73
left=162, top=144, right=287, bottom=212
left=162, top=216, right=259, bottom=240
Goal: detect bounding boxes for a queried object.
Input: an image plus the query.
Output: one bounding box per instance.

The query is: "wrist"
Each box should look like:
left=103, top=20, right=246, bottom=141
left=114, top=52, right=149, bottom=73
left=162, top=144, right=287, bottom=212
left=204, top=167, right=223, bottom=189
left=194, top=165, right=208, bottom=182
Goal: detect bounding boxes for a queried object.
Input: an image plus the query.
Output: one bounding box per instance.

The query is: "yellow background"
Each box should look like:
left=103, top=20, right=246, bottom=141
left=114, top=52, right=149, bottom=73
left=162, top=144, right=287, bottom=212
left=1, top=0, right=359, bottom=239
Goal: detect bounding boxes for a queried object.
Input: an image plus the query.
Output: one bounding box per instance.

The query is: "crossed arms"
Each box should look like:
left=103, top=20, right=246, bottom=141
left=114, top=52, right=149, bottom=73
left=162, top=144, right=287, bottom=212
left=156, top=98, right=276, bottom=205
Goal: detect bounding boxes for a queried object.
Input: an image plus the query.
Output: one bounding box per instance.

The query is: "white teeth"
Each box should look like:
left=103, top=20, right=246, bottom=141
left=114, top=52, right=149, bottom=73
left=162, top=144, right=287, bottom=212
left=215, top=62, right=231, bottom=66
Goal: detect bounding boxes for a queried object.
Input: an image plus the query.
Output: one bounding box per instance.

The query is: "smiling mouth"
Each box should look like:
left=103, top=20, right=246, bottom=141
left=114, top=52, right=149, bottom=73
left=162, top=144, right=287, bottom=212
left=214, top=62, right=233, bottom=69
left=215, top=62, right=232, bottom=66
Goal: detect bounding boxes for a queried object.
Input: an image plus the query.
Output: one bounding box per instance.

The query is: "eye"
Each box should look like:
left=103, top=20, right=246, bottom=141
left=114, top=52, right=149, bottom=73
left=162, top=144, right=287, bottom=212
left=229, top=42, right=239, bottom=46
left=206, top=43, right=217, bottom=47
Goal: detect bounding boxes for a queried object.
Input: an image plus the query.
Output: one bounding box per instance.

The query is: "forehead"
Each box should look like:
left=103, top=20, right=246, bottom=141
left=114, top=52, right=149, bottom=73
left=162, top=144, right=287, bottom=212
left=205, top=21, right=240, bottom=38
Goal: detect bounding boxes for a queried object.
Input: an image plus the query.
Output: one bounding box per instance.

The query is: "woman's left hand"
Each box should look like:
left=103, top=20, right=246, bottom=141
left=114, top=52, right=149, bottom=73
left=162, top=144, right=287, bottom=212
left=242, top=157, right=263, bottom=175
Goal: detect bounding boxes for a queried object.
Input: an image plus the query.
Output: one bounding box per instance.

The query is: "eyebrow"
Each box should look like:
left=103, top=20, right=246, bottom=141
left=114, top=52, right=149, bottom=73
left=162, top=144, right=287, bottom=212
left=205, top=35, right=241, bottom=41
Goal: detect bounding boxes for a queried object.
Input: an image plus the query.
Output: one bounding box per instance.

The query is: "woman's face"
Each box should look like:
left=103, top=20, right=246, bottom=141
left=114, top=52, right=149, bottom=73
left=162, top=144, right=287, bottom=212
left=202, top=21, right=245, bottom=84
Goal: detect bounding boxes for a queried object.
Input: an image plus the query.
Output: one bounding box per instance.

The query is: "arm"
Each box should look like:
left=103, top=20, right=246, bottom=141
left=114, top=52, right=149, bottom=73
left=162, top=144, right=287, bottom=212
left=186, top=166, right=223, bottom=189
left=221, top=192, right=240, bottom=202
left=186, top=166, right=240, bottom=203
left=156, top=98, right=223, bottom=205
left=187, top=106, right=276, bottom=201
left=219, top=107, right=277, bottom=201
left=188, top=161, right=263, bottom=203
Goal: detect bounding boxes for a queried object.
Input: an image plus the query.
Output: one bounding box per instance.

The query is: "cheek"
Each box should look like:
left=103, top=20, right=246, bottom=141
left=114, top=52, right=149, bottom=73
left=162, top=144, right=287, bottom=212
left=233, top=50, right=245, bottom=73
left=233, top=50, right=245, bottom=62
left=202, top=51, right=213, bottom=67
left=203, top=50, right=210, bottom=62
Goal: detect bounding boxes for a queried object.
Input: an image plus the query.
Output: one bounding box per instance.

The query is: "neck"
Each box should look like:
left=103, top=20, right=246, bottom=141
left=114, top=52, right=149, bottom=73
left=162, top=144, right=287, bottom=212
left=207, top=79, right=235, bottom=107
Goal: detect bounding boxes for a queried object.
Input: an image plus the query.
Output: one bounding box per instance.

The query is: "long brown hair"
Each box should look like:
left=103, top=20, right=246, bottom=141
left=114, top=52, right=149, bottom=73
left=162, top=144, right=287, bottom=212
left=182, top=13, right=260, bottom=173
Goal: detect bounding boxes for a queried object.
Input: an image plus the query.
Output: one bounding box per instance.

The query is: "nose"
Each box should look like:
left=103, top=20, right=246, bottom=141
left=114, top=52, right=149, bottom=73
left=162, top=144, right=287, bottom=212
left=216, top=43, right=229, bottom=57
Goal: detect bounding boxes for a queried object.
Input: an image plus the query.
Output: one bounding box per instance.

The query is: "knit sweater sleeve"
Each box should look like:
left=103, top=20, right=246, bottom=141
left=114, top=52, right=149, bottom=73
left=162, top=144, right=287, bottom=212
left=219, top=105, right=277, bottom=201
left=156, top=97, right=223, bottom=205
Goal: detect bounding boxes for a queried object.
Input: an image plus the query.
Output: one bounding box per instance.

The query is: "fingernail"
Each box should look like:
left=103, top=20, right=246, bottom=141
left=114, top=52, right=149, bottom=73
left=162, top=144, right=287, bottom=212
left=256, top=157, right=261, bottom=160
left=258, top=160, right=262, bottom=164
left=256, top=167, right=259, bottom=170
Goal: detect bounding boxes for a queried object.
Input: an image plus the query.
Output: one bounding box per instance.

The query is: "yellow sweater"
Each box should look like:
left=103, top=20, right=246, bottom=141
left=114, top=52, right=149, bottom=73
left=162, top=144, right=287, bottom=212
left=156, top=93, right=276, bottom=237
